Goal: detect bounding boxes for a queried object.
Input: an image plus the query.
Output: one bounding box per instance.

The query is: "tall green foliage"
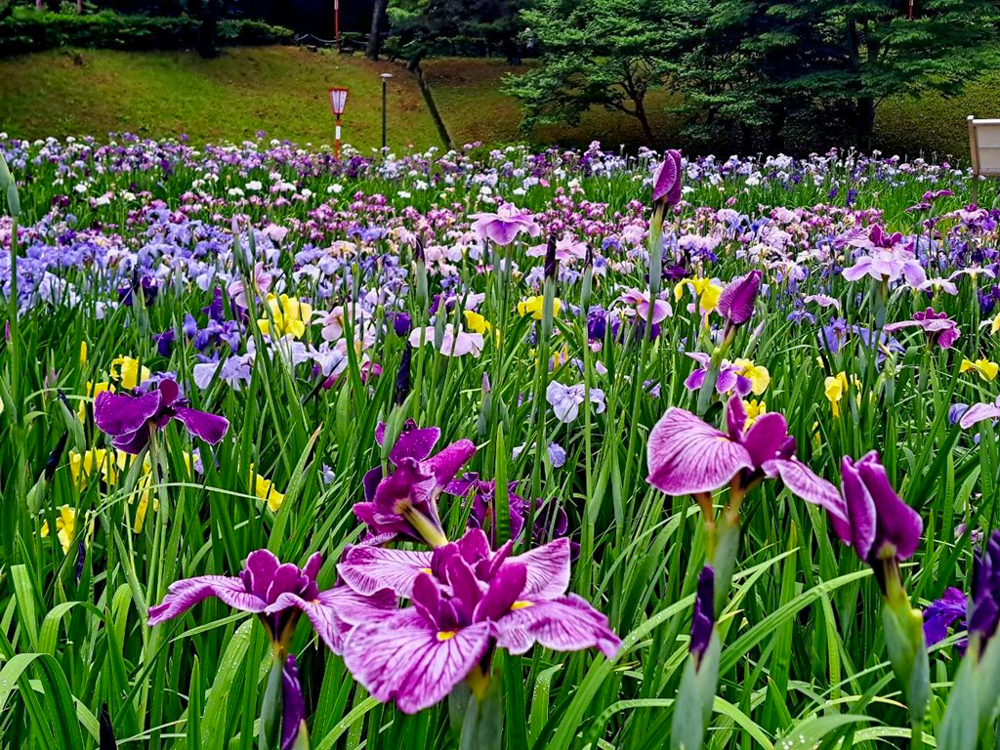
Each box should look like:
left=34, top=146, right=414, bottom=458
left=511, top=0, right=1000, bottom=151
left=505, top=0, right=693, bottom=147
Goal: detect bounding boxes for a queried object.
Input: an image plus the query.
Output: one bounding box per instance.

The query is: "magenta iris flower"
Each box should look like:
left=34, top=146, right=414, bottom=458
left=884, top=308, right=960, bottom=349
left=354, top=422, right=476, bottom=547
left=646, top=395, right=826, bottom=498
left=717, top=270, right=762, bottom=327
left=652, top=150, right=682, bottom=207
left=782, top=451, right=923, bottom=565
left=94, top=377, right=229, bottom=454
left=148, top=549, right=395, bottom=653
left=341, top=529, right=619, bottom=714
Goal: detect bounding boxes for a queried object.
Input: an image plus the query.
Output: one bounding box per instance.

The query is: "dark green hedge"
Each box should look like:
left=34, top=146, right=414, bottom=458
left=0, top=8, right=294, bottom=56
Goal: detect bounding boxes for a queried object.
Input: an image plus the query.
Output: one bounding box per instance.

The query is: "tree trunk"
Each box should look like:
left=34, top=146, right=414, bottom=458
left=634, top=97, right=656, bottom=149
left=409, top=59, right=453, bottom=150
left=501, top=34, right=521, bottom=65
left=857, top=96, right=876, bottom=152
left=195, top=0, right=219, bottom=59
left=365, top=0, right=387, bottom=61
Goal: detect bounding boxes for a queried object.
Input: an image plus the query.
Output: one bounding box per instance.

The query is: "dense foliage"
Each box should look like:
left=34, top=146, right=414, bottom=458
left=0, top=7, right=292, bottom=55
left=509, top=0, right=1000, bottom=152
left=4, top=136, right=1000, bottom=748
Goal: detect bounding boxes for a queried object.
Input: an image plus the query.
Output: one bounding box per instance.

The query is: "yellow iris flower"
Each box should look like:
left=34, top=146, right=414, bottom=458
left=743, top=399, right=767, bottom=428
left=251, top=465, right=286, bottom=512
left=674, top=277, right=723, bottom=313
left=69, top=448, right=155, bottom=532
left=80, top=340, right=88, bottom=365
left=824, top=371, right=861, bottom=417
left=463, top=310, right=492, bottom=335
left=41, top=506, right=83, bottom=554
left=961, top=358, right=1000, bottom=382
left=258, top=294, right=312, bottom=339
left=733, top=358, right=770, bottom=396
left=110, top=356, right=151, bottom=390
left=517, top=296, right=561, bottom=320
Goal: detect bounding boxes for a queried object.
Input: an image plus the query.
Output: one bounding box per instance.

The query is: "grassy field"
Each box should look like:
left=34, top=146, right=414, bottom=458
left=0, top=44, right=995, bottom=156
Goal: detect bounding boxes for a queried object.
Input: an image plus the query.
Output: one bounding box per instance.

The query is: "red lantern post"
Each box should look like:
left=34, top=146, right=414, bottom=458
left=329, top=87, right=349, bottom=159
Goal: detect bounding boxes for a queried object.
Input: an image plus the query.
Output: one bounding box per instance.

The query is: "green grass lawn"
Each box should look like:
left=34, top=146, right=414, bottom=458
left=0, top=45, right=995, bottom=156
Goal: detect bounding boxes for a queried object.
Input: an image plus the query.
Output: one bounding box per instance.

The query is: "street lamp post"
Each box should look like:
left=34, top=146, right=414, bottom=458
left=329, top=87, right=349, bottom=159
left=380, top=73, right=393, bottom=151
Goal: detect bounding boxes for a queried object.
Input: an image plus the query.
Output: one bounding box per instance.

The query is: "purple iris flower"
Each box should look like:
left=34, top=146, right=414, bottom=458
left=652, top=150, right=682, bottom=207
left=282, top=655, right=307, bottom=750
left=354, top=422, right=475, bottom=547
left=94, top=377, right=230, bottom=454
left=925, top=531, right=1000, bottom=653
left=148, top=549, right=395, bottom=653
left=884, top=308, right=960, bottom=350
left=444, top=473, right=573, bottom=551
left=971, top=532, right=1000, bottom=645
left=393, top=312, right=412, bottom=337
left=118, top=275, right=158, bottom=307
left=923, top=587, right=968, bottom=648
left=683, top=353, right=752, bottom=396
left=717, top=270, right=762, bottom=328
left=340, top=529, right=619, bottom=714
left=646, top=395, right=825, bottom=497
left=587, top=306, right=608, bottom=342
left=202, top=286, right=225, bottom=323
left=152, top=329, right=176, bottom=358
left=690, top=566, right=714, bottom=667
left=781, top=451, right=923, bottom=569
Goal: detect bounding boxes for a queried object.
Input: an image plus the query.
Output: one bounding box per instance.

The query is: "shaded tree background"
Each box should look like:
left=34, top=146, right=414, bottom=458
left=10, top=0, right=1000, bottom=152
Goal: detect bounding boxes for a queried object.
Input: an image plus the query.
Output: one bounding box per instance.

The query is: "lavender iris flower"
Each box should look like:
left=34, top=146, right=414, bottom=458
left=546, top=381, right=606, bottom=423
left=958, top=395, right=1000, bottom=430
left=148, top=549, right=395, bottom=652
left=94, top=377, right=229, bottom=454
left=468, top=203, right=540, bottom=246
left=683, top=353, right=752, bottom=396
left=341, top=529, right=619, bottom=714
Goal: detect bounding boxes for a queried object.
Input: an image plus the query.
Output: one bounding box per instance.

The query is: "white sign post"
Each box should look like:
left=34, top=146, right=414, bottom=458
left=968, top=115, right=1000, bottom=205
left=330, top=88, right=349, bottom=160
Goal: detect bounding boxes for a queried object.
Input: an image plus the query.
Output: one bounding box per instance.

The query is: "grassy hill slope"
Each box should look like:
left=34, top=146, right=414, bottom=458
left=0, top=45, right=995, bottom=157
